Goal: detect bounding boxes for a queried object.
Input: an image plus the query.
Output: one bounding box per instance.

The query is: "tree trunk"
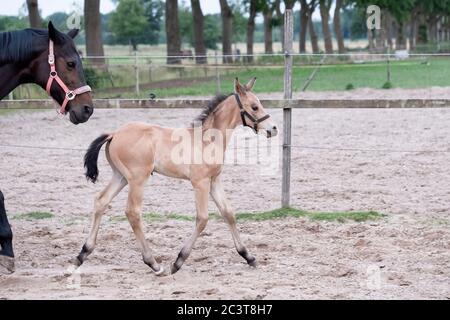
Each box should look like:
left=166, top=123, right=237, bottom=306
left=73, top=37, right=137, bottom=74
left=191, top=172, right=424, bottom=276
left=319, top=0, right=333, bottom=54
left=428, top=14, right=437, bottom=43
left=368, top=29, right=375, bottom=52
left=246, top=0, right=257, bottom=63
left=165, top=0, right=181, bottom=64
left=219, top=0, right=233, bottom=63
left=191, top=0, right=206, bottom=64
left=386, top=11, right=393, bottom=50
left=26, top=0, right=41, bottom=28
left=263, top=8, right=273, bottom=54
left=333, top=0, right=345, bottom=53
left=299, top=0, right=309, bottom=53
left=395, top=21, right=406, bottom=50
left=377, top=8, right=388, bottom=52
left=84, top=0, right=105, bottom=66
left=309, top=4, right=320, bottom=53
left=408, top=7, right=419, bottom=51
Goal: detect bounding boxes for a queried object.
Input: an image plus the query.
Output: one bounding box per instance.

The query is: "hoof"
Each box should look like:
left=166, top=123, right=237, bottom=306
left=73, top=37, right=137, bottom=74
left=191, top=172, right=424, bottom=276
left=153, top=266, right=165, bottom=277
left=0, top=255, right=15, bottom=274
left=69, top=256, right=82, bottom=267
left=247, top=257, right=257, bottom=268
left=170, top=263, right=180, bottom=275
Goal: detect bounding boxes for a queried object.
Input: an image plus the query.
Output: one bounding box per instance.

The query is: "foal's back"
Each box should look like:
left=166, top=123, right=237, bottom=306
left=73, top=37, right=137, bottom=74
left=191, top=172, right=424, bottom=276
left=107, top=122, right=192, bottom=181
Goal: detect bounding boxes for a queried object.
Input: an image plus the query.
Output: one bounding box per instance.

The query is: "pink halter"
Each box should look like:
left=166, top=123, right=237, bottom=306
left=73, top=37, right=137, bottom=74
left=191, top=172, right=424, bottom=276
left=46, top=40, right=92, bottom=114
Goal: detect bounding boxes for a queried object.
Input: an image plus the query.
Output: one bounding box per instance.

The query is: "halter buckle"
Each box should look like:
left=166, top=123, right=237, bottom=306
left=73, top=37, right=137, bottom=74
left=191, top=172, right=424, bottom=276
left=48, top=55, right=55, bottom=65
left=66, top=91, right=76, bottom=100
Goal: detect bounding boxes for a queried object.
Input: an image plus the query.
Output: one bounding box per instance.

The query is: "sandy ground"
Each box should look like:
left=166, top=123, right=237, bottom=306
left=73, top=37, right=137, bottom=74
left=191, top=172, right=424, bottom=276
left=0, top=94, right=449, bottom=299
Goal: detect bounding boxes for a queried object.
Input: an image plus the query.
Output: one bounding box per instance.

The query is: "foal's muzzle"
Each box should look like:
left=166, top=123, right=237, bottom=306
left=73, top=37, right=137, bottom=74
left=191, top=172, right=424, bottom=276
left=266, top=126, right=278, bottom=138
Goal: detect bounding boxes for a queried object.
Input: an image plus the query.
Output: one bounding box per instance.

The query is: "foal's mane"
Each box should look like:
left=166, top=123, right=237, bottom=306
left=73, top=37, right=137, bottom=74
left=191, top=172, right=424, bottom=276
left=193, top=93, right=232, bottom=125
left=0, top=28, right=47, bottom=65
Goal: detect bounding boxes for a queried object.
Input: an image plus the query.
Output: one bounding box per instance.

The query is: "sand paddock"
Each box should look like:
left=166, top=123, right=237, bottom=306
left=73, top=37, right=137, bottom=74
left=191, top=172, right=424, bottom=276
left=0, top=102, right=449, bottom=299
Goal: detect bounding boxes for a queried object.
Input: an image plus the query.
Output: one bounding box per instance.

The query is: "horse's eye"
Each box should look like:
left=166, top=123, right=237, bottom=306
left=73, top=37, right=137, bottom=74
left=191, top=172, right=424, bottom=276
left=67, top=61, right=76, bottom=68
left=251, top=105, right=259, bottom=111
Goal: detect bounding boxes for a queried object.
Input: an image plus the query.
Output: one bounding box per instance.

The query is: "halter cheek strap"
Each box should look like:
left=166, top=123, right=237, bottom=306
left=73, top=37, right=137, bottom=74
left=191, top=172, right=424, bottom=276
left=234, top=93, right=270, bottom=132
left=46, top=40, right=92, bottom=115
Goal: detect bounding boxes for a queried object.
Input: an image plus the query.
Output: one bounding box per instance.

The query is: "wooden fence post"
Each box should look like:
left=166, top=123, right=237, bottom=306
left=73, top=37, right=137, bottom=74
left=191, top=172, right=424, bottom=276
left=282, top=9, right=293, bottom=208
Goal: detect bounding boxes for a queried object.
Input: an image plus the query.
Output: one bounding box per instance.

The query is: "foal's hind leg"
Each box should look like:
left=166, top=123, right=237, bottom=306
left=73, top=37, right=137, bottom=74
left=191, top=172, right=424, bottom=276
left=171, top=178, right=210, bottom=274
left=75, top=173, right=127, bottom=266
left=210, top=175, right=256, bottom=267
left=125, top=180, right=164, bottom=276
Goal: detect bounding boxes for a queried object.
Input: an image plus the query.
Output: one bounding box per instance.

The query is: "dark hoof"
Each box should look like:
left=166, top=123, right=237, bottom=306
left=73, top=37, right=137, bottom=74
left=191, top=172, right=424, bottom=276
left=170, top=263, right=180, bottom=275
left=247, top=257, right=257, bottom=268
left=69, top=256, right=83, bottom=267
left=0, top=255, right=15, bottom=274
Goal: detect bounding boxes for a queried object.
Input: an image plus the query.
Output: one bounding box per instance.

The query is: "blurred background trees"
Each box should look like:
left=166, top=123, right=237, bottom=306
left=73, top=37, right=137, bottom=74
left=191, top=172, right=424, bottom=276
left=2, top=0, right=450, bottom=64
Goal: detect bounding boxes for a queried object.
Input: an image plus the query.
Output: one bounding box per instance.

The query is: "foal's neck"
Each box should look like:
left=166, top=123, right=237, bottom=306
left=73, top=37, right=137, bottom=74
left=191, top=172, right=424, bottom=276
left=203, top=96, right=241, bottom=149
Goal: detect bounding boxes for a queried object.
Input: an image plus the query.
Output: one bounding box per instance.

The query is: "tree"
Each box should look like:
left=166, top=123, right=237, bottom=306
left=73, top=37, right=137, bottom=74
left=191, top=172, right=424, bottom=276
left=219, top=0, right=233, bottom=63
left=85, top=0, right=105, bottom=65
left=165, top=0, right=182, bottom=64
left=319, top=0, right=333, bottom=53
left=333, top=0, right=345, bottom=53
left=141, top=0, right=164, bottom=45
left=263, top=1, right=275, bottom=54
left=179, top=5, right=194, bottom=45
left=109, top=0, right=148, bottom=51
left=308, top=0, right=320, bottom=53
left=191, top=0, right=206, bottom=64
left=299, top=0, right=309, bottom=53
left=204, top=14, right=221, bottom=50
left=245, top=0, right=258, bottom=62
left=26, top=0, right=42, bottom=28
left=0, top=16, right=28, bottom=32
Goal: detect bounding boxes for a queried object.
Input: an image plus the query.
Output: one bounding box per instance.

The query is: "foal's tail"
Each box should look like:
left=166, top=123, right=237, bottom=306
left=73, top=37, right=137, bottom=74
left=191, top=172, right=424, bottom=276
left=84, top=134, right=113, bottom=183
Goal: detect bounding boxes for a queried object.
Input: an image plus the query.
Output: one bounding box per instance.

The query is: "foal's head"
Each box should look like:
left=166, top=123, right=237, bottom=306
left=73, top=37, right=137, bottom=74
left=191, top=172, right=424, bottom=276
left=234, top=77, right=278, bottom=138
left=33, top=22, right=94, bottom=125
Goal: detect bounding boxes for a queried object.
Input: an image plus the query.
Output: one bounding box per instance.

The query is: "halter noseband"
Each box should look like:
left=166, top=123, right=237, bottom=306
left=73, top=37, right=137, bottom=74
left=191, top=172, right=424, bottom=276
left=234, top=93, right=270, bottom=132
left=46, top=40, right=92, bottom=115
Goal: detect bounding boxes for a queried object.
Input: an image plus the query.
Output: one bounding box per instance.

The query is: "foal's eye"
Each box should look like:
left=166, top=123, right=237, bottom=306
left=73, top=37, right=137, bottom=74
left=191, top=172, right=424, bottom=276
left=251, top=105, right=259, bottom=111
left=67, top=61, right=76, bottom=68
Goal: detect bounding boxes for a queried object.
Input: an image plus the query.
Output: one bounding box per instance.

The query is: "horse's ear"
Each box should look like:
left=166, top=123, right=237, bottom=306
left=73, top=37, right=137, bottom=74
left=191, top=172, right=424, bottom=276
left=48, top=21, right=65, bottom=44
left=67, top=29, right=79, bottom=39
left=245, top=77, right=257, bottom=91
left=234, top=77, right=246, bottom=96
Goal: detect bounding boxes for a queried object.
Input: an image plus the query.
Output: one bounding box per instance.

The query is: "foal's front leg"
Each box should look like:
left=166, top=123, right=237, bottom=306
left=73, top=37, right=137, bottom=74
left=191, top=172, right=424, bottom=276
left=171, top=178, right=210, bottom=274
left=210, top=176, right=256, bottom=267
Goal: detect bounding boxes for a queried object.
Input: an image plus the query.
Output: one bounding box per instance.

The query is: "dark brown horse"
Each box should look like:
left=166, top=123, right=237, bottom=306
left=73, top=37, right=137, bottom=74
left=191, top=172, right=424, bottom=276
left=0, top=22, right=94, bottom=272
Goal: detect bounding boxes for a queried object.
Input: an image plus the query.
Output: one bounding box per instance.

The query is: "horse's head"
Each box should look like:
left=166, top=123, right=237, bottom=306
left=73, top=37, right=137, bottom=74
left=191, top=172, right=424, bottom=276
left=34, top=22, right=94, bottom=125
left=234, top=77, right=278, bottom=138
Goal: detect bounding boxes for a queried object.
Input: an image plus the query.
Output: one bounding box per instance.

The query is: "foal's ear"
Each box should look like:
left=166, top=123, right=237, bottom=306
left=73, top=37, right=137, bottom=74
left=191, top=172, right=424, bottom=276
left=245, top=77, right=257, bottom=91
left=234, top=77, right=246, bottom=96
left=67, top=28, right=79, bottom=39
left=48, top=21, right=65, bottom=45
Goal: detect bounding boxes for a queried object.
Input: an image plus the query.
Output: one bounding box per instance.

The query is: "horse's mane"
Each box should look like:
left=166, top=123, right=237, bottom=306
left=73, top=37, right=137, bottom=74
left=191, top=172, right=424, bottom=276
left=194, top=93, right=231, bottom=125
left=0, top=28, right=47, bottom=65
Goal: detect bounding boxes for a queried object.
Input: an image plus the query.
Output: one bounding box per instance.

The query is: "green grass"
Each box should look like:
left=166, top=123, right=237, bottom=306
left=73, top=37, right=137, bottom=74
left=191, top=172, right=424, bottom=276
left=6, top=57, right=450, bottom=99
left=109, top=208, right=384, bottom=224
left=123, top=57, right=450, bottom=98
left=13, top=211, right=54, bottom=220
